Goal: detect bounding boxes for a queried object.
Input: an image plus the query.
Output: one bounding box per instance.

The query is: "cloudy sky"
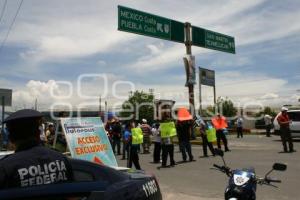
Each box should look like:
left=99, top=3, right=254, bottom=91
left=0, top=0, right=299, bottom=112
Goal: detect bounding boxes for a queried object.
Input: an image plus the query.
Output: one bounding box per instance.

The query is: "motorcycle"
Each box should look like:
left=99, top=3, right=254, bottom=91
left=212, top=149, right=287, bottom=200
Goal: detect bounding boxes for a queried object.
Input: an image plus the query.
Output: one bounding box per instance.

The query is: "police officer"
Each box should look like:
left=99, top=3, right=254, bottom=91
left=0, top=109, right=73, bottom=188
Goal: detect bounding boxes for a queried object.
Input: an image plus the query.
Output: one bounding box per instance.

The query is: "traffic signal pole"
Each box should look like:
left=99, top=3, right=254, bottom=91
left=184, top=22, right=195, bottom=116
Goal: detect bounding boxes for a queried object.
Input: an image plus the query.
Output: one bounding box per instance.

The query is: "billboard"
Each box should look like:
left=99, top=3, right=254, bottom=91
left=60, top=117, right=118, bottom=167
left=199, top=67, right=215, bottom=87
left=0, top=89, right=12, bottom=106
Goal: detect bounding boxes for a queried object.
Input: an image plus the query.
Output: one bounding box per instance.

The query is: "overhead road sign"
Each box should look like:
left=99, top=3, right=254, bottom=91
left=118, top=5, right=184, bottom=43
left=192, top=26, right=235, bottom=54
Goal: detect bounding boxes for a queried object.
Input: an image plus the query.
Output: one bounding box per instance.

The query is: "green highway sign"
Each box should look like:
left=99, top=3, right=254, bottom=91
left=192, top=26, right=235, bottom=54
left=118, top=5, right=184, bottom=43
left=118, top=5, right=235, bottom=54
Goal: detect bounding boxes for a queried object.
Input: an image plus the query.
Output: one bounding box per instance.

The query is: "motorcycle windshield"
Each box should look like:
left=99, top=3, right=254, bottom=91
left=232, top=169, right=255, bottom=186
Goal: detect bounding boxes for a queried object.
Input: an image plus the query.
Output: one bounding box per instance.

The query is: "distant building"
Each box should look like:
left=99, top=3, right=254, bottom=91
left=154, top=99, right=175, bottom=120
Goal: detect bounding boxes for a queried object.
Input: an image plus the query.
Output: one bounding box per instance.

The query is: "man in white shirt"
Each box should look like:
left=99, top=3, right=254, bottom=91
left=264, top=114, right=272, bottom=137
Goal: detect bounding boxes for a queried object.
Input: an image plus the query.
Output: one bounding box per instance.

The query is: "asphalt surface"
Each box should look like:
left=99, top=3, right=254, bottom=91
left=118, top=135, right=300, bottom=200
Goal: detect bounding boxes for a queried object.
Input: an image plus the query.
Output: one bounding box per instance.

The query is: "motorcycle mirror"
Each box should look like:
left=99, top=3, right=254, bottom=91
left=273, top=163, right=287, bottom=171
left=214, top=148, right=224, bottom=157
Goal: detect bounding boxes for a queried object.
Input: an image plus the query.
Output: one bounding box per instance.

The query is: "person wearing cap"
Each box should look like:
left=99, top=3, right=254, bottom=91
left=0, top=109, right=73, bottom=189
left=264, top=114, right=273, bottom=137
left=277, top=107, right=295, bottom=153
left=140, top=119, right=151, bottom=154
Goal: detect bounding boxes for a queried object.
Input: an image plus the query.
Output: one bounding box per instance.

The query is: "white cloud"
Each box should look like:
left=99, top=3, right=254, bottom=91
left=97, top=60, right=107, bottom=66
left=2, top=0, right=300, bottom=111
left=127, top=43, right=186, bottom=72
left=7, top=69, right=299, bottom=112
left=6, top=0, right=274, bottom=64
left=146, top=43, right=163, bottom=55
left=260, top=93, right=279, bottom=100
left=210, top=56, right=252, bottom=68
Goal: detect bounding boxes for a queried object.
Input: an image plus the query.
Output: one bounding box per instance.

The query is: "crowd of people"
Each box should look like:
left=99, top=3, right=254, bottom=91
left=0, top=106, right=296, bottom=172
left=102, top=109, right=235, bottom=170
left=0, top=107, right=296, bottom=193
left=102, top=106, right=296, bottom=170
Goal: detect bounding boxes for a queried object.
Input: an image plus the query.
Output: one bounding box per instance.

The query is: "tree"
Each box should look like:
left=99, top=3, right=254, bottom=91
left=255, top=106, right=277, bottom=118
left=200, top=97, right=237, bottom=119
left=120, top=90, right=154, bottom=124
left=254, top=106, right=277, bottom=129
left=201, top=106, right=215, bottom=118
left=216, top=97, right=237, bottom=117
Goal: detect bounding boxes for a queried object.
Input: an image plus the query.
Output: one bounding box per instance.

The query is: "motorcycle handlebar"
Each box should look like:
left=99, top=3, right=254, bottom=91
left=257, top=177, right=282, bottom=185
left=213, top=164, right=231, bottom=176
left=213, top=164, right=222, bottom=170
left=266, top=178, right=282, bottom=183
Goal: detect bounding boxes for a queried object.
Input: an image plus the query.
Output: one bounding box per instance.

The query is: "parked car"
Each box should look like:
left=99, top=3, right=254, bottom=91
left=273, top=109, right=300, bottom=138
left=0, top=158, right=162, bottom=200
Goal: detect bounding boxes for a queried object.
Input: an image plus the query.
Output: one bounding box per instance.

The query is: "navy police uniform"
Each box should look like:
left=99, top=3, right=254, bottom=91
left=0, top=109, right=73, bottom=189
left=0, top=142, right=73, bottom=188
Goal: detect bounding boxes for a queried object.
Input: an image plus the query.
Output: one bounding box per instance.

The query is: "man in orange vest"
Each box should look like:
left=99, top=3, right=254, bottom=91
left=277, top=107, right=295, bottom=153
left=212, top=113, right=230, bottom=152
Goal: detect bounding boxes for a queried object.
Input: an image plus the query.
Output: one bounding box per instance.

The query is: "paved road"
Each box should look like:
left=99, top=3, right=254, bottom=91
left=118, top=135, right=300, bottom=200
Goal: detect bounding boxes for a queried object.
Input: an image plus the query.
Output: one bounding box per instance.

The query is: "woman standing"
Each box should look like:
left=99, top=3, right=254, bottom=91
left=128, top=121, right=142, bottom=170
left=152, top=123, right=161, bottom=163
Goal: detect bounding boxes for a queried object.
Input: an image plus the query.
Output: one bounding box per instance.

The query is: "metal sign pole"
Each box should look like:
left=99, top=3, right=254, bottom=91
left=52, top=119, right=60, bottom=148
left=198, top=68, right=202, bottom=116
left=1, top=96, right=4, bottom=126
left=213, top=85, right=217, bottom=114
left=199, top=84, right=202, bottom=116
left=184, top=22, right=195, bottom=116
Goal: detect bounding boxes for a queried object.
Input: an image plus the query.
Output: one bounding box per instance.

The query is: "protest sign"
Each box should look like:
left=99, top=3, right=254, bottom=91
left=60, top=117, right=118, bottom=167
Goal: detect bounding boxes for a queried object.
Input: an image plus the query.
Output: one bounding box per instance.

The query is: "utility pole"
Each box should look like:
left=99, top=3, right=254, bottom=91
left=184, top=22, right=195, bottom=116
left=34, top=98, right=38, bottom=110
left=99, top=96, right=102, bottom=113
left=1, top=96, right=4, bottom=126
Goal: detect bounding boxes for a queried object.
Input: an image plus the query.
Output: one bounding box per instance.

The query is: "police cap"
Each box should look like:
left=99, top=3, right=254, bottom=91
left=3, top=109, right=43, bottom=123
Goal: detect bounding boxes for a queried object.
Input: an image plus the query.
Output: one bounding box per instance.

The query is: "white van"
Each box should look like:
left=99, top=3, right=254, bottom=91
left=273, top=109, right=300, bottom=138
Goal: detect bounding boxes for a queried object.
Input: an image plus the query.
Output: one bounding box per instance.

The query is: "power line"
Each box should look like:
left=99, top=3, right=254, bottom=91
left=0, top=0, right=23, bottom=53
left=0, top=0, right=7, bottom=23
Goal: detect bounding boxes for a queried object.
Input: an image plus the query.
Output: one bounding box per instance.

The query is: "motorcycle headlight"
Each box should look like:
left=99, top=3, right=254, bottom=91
left=233, top=174, right=250, bottom=186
